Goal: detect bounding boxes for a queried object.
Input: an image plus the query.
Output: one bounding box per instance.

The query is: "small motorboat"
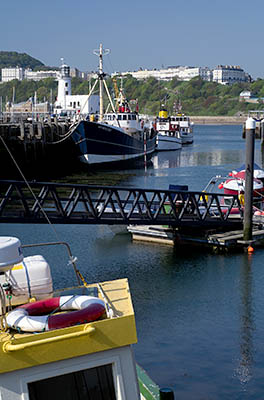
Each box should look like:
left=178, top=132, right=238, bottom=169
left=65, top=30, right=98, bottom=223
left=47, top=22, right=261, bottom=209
left=230, top=163, right=264, bottom=183
left=219, top=170, right=264, bottom=197
left=202, top=172, right=264, bottom=214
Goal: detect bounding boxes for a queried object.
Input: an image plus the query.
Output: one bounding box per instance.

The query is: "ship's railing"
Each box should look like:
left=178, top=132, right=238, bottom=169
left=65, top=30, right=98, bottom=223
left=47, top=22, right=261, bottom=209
left=0, top=180, right=243, bottom=228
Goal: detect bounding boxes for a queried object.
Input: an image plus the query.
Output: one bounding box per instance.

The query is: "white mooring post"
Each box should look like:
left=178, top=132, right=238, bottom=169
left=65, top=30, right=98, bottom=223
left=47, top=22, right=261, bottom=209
left=243, top=117, right=256, bottom=242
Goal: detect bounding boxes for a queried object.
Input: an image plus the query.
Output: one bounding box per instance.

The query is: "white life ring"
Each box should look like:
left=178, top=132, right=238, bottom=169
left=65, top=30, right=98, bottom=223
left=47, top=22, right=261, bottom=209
left=6, top=295, right=106, bottom=333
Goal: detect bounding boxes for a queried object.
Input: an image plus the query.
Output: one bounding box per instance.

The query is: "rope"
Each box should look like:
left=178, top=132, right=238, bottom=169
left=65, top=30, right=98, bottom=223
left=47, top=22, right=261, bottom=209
left=46, top=123, right=79, bottom=145
left=0, top=136, right=61, bottom=243
left=254, top=189, right=264, bottom=199
left=75, top=269, right=89, bottom=288
left=105, top=53, right=115, bottom=77
left=47, top=295, right=76, bottom=319
left=97, top=283, right=114, bottom=318
left=0, top=284, right=7, bottom=331
left=0, top=136, right=86, bottom=286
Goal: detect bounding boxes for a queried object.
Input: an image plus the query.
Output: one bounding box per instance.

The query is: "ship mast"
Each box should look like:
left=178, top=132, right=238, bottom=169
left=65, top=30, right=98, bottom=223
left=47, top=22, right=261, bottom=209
left=93, top=44, right=110, bottom=122
left=79, top=44, right=116, bottom=118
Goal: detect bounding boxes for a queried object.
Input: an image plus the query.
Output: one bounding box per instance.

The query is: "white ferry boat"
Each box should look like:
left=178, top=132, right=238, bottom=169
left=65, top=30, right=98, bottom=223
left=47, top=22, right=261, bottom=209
left=170, top=114, right=193, bottom=144
left=155, top=107, right=182, bottom=151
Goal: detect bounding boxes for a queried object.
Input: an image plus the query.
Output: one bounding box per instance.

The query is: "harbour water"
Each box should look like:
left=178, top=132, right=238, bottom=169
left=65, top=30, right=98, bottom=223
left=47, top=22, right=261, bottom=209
left=2, top=125, right=264, bottom=399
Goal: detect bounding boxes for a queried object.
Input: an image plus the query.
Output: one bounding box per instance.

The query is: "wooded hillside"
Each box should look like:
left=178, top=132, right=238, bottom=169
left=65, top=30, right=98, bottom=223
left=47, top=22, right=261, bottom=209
left=1, top=68, right=264, bottom=116
left=0, top=51, right=45, bottom=70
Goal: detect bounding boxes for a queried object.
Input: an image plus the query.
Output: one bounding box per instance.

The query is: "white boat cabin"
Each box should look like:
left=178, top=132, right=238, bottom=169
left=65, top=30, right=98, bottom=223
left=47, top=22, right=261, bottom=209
left=103, top=112, right=142, bottom=134
left=170, top=115, right=192, bottom=129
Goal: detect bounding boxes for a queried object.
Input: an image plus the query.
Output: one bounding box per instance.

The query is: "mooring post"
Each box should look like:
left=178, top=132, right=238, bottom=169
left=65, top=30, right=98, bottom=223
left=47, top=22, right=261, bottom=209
left=243, top=117, right=256, bottom=241
left=160, top=388, right=175, bottom=399
left=261, top=118, right=264, bottom=146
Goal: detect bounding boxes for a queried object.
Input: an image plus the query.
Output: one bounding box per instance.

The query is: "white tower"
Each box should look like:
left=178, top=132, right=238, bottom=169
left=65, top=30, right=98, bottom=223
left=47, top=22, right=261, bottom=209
left=56, top=58, right=71, bottom=110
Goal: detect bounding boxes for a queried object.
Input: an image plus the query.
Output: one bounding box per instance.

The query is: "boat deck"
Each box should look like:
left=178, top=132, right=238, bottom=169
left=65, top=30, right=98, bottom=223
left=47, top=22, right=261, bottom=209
left=0, top=278, right=137, bottom=374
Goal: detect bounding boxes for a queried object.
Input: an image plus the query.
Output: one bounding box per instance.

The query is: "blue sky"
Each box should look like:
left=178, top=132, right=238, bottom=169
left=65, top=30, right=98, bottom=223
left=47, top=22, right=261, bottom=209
left=2, top=0, right=264, bottom=79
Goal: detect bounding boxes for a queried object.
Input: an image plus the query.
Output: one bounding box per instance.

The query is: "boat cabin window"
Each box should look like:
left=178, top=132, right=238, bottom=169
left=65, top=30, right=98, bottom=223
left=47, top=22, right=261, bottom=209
left=28, top=363, right=116, bottom=400
left=106, top=115, right=116, bottom=121
left=132, top=115, right=136, bottom=120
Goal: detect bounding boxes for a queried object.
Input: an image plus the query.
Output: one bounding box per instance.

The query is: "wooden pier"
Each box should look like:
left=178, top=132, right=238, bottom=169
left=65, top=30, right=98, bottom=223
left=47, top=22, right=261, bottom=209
left=0, top=116, right=78, bottom=178
left=128, top=223, right=264, bottom=251
left=0, top=117, right=72, bottom=144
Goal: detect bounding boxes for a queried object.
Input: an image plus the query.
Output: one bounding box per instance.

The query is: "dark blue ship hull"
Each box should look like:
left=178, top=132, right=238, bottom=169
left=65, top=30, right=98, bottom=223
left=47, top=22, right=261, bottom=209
left=70, top=120, right=157, bottom=165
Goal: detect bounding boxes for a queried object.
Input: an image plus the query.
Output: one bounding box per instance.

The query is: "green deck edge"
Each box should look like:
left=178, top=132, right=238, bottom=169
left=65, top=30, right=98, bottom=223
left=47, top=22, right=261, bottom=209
left=136, top=364, right=160, bottom=400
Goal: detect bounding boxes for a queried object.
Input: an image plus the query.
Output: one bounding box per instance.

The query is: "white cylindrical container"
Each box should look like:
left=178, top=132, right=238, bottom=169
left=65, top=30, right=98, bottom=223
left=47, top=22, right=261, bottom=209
left=5, top=255, right=53, bottom=305
left=0, top=255, right=54, bottom=306
left=0, top=237, right=23, bottom=272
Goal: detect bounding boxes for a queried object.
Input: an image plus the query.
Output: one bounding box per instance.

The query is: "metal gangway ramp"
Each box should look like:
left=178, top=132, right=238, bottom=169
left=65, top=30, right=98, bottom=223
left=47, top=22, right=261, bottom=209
left=0, top=180, right=243, bottom=229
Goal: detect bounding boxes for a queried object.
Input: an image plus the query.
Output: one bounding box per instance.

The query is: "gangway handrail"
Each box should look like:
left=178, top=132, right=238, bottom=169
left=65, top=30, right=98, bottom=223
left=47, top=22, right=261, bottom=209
left=0, top=180, right=243, bottom=228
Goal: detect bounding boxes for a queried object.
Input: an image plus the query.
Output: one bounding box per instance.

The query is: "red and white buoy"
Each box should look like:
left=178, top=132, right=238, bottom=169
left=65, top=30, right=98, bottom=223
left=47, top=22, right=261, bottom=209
left=6, top=295, right=106, bottom=332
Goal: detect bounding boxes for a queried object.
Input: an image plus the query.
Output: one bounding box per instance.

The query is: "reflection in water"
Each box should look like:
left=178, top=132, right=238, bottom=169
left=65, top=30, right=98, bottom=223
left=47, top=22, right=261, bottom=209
left=152, top=148, right=246, bottom=171
left=152, top=150, right=181, bottom=169
left=234, top=254, right=254, bottom=387
left=180, top=149, right=246, bottom=168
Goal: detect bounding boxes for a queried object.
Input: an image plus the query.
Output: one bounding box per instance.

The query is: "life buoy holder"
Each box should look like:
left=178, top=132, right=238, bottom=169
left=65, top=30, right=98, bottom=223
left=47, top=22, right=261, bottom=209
left=199, top=190, right=209, bottom=202
left=238, top=193, right=245, bottom=206
left=6, top=295, right=106, bottom=333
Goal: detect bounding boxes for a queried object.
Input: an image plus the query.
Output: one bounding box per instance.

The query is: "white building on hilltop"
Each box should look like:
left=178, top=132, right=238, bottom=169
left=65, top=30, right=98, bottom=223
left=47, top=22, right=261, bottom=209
left=54, top=59, right=99, bottom=115
left=24, top=69, right=58, bottom=81
left=113, top=65, right=252, bottom=84
left=1, top=67, right=25, bottom=82
left=1, top=67, right=58, bottom=82
left=212, top=65, right=250, bottom=84
left=113, top=66, right=212, bottom=82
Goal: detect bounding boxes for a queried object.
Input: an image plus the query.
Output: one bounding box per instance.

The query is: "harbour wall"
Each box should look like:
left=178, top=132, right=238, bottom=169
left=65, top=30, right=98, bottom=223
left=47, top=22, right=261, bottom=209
left=191, top=116, right=246, bottom=125
left=0, top=120, right=80, bottom=179
left=191, top=116, right=264, bottom=140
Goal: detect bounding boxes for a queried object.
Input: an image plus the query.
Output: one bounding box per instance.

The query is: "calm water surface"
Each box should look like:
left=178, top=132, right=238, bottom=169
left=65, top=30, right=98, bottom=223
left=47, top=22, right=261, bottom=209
left=2, top=125, right=264, bottom=399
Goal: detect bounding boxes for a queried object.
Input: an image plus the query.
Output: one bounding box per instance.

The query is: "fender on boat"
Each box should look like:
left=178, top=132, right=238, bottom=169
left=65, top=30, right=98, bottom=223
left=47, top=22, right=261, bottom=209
left=6, top=295, right=106, bottom=333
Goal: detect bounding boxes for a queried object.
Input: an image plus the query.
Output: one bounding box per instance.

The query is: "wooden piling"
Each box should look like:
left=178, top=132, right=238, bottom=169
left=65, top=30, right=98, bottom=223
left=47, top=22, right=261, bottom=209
left=19, top=122, right=25, bottom=140
left=261, top=120, right=264, bottom=145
